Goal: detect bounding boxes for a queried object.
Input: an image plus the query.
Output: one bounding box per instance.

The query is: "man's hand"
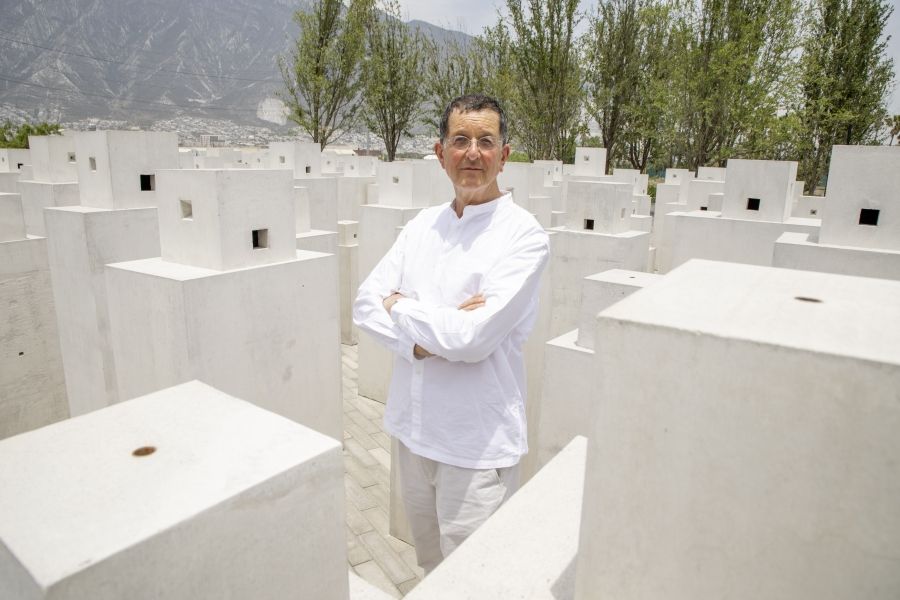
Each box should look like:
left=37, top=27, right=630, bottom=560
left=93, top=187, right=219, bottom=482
left=413, top=344, right=434, bottom=359
left=383, top=292, right=405, bottom=314
left=458, top=293, right=485, bottom=311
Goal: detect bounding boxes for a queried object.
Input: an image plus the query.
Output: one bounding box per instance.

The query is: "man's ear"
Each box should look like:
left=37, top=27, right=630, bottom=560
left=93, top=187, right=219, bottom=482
left=434, top=141, right=445, bottom=168
left=499, top=143, right=510, bottom=172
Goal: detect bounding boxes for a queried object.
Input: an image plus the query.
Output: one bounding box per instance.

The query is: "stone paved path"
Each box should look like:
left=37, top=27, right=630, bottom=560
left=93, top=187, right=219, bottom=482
left=341, top=344, right=423, bottom=597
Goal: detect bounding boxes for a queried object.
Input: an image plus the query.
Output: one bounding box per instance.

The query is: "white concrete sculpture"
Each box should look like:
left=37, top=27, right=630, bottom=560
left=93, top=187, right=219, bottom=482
left=774, top=145, right=900, bottom=280
left=0, top=194, right=68, bottom=440
left=269, top=141, right=321, bottom=178
left=576, top=259, right=900, bottom=600
left=16, top=135, right=79, bottom=236
left=573, top=147, right=607, bottom=178
left=74, top=130, right=178, bottom=209
left=0, top=380, right=347, bottom=600
left=105, top=169, right=342, bottom=440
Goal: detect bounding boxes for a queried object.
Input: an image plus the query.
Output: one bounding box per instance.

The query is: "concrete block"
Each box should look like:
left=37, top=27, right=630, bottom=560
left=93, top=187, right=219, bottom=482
left=664, top=168, right=694, bottom=185
left=298, top=176, right=340, bottom=231
left=573, top=147, right=607, bottom=177
left=0, top=172, right=20, bottom=193
left=564, top=180, right=634, bottom=234
left=793, top=195, right=824, bottom=219
left=0, top=237, right=68, bottom=440
left=0, top=193, right=26, bottom=241
left=548, top=229, right=650, bottom=336
left=74, top=131, right=179, bottom=209
left=659, top=211, right=819, bottom=273
left=0, top=380, right=347, bottom=600
left=406, top=437, right=587, bottom=600
left=16, top=181, right=80, bottom=236
left=296, top=229, right=339, bottom=255
left=269, top=141, right=321, bottom=177
left=721, top=159, right=797, bottom=223
left=576, top=259, right=900, bottom=600
left=157, top=169, right=295, bottom=271
left=26, top=135, right=78, bottom=183
left=685, top=178, right=724, bottom=211
left=697, top=165, right=726, bottom=180
left=819, top=145, right=900, bottom=251
left=773, top=231, right=900, bottom=281
left=575, top=269, right=662, bottom=350
left=45, top=206, right=161, bottom=416
left=106, top=251, right=342, bottom=441
left=0, top=149, right=30, bottom=173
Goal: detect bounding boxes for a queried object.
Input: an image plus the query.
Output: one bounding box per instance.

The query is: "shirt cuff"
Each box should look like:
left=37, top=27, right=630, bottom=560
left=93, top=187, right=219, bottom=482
left=396, top=328, right=417, bottom=364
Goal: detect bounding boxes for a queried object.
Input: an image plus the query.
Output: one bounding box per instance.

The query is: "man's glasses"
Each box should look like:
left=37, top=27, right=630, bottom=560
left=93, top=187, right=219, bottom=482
left=447, top=135, right=500, bottom=152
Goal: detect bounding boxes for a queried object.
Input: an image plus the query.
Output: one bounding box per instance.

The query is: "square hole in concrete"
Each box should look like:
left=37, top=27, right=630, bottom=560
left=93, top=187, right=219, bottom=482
left=180, top=199, right=193, bottom=219
left=279, top=155, right=285, bottom=164
left=305, top=165, right=311, bottom=174
left=252, top=228, right=268, bottom=249
left=140, top=174, right=155, bottom=191
left=16, top=163, right=23, bottom=170
left=620, top=208, right=626, bottom=219
left=392, top=176, right=400, bottom=184
left=67, top=152, right=76, bottom=163
left=89, top=157, right=97, bottom=171
left=583, top=155, right=590, bottom=161
left=747, top=197, right=760, bottom=211
left=810, top=209, right=817, bottom=216
left=859, top=208, right=879, bottom=226
left=700, top=206, right=708, bottom=211
left=584, top=219, right=594, bottom=230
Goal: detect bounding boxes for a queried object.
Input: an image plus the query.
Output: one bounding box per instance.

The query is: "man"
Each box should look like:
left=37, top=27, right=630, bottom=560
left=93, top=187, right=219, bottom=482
left=352, top=94, right=550, bottom=572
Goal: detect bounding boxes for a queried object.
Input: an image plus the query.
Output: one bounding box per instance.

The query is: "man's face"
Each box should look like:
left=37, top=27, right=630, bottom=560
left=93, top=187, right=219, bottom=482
left=435, top=109, right=510, bottom=195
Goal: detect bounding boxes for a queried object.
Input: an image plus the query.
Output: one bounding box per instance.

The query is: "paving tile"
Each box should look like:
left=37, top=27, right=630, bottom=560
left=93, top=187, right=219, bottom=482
left=345, top=417, right=381, bottom=449
left=344, top=453, right=377, bottom=488
left=368, top=482, right=390, bottom=511
left=345, top=474, right=377, bottom=511
left=369, top=447, right=392, bottom=470
left=346, top=437, right=379, bottom=467
left=346, top=501, right=375, bottom=536
left=399, top=547, right=426, bottom=580
left=353, top=560, right=401, bottom=599
left=363, top=506, right=413, bottom=554
left=398, top=579, right=420, bottom=595
left=372, top=432, right=392, bottom=452
left=347, top=408, right=382, bottom=434
left=346, top=525, right=372, bottom=566
left=350, top=394, right=383, bottom=421
left=358, top=530, right=417, bottom=585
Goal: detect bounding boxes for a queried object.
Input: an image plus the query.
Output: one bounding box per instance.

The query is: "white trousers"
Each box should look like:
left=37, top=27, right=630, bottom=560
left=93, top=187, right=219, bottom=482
left=397, top=442, right=520, bottom=574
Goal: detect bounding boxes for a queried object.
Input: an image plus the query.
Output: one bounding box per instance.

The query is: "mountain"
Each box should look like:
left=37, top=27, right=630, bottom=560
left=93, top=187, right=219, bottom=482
left=0, top=0, right=470, bottom=127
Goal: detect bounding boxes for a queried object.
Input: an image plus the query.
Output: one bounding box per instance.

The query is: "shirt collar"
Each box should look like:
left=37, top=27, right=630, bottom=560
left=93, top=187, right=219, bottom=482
left=450, top=191, right=513, bottom=220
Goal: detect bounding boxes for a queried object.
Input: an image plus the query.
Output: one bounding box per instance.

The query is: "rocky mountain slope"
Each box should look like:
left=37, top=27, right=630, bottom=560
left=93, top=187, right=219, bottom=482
left=0, top=0, right=468, bottom=127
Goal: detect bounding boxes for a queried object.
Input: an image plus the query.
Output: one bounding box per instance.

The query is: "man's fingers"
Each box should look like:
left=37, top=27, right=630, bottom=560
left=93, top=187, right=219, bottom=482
left=458, top=294, right=485, bottom=310
left=460, top=301, right=486, bottom=312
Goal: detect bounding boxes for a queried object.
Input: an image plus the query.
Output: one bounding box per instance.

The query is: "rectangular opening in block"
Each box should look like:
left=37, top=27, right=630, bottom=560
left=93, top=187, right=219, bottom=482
left=584, top=218, right=595, bottom=230
left=140, top=174, right=155, bottom=191
left=180, top=199, right=193, bottom=219
left=859, top=208, right=880, bottom=226
left=252, top=228, right=268, bottom=249
left=747, top=197, right=761, bottom=211
left=67, top=152, right=76, bottom=163
left=89, top=157, right=97, bottom=171
left=305, top=165, right=311, bottom=174
left=620, top=208, right=626, bottom=219
left=583, top=155, right=590, bottom=161
left=279, top=155, right=285, bottom=164
left=700, top=206, right=708, bottom=211
left=392, top=176, right=400, bottom=184
left=17, top=163, right=23, bottom=170
left=810, top=209, right=817, bottom=216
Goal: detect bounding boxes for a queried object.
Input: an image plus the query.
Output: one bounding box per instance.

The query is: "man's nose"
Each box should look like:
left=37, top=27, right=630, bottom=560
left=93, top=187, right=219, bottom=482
left=465, top=142, right=480, bottom=160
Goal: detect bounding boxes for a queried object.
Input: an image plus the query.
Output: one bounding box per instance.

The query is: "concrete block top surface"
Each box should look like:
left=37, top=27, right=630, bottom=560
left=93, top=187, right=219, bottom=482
left=0, top=380, right=340, bottom=588
left=601, top=259, right=900, bottom=365
left=586, top=268, right=662, bottom=287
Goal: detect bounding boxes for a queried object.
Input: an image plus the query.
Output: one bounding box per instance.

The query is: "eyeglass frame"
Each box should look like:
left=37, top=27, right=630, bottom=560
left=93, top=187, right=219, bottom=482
left=443, top=135, right=505, bottom=153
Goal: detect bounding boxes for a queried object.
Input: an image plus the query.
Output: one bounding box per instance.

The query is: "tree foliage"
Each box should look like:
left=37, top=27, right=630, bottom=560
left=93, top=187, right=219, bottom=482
left=278, top=0, right=372, bottom=149
left=504, top=0, right=584, bottom=161
left=361, top=0, right=428, bottom=161
left=0, top=121, right=62, bottom=148
left=796, top=0, right=895, bottom=192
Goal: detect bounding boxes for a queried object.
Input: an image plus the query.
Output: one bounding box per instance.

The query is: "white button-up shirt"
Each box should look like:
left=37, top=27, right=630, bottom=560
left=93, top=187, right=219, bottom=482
left=353, top=193, right=550, bottom=469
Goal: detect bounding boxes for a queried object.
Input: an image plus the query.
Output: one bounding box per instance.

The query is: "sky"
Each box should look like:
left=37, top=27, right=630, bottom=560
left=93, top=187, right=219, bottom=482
left=397, top=0, right=900, bottom=115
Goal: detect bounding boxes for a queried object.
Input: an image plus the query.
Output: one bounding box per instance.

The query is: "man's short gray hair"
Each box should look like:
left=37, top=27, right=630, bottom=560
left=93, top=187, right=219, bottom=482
left=439, top=94, right=509, bottom=145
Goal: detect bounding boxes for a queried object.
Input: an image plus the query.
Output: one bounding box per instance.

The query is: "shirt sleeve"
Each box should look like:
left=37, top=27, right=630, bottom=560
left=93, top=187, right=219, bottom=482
left=352, top=225, right=417, bottom=364
left=389, top=226, right=550, bottom=363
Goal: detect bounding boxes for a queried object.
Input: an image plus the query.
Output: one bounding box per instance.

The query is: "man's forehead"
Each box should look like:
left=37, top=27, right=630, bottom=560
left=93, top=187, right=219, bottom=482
left=447, top=109, right=501, bottom=134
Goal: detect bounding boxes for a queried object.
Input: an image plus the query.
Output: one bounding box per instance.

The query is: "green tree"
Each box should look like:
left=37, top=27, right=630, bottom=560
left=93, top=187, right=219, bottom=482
left=584, top=0, right=644, bottom=172
left=0, top=121, right=62, bottom=148
left=421, top=37, right=477, bottom=135
left=278, top=0, right=372, bottom=150
left=671, top=0, right=801, bottom=169
left=887, top=114, right=900, bottom=146
left=361, top=0, right=428, bottom=161
left=796, top=0, right=895, bottom=193
left=505, top=0, right=585, bottom=161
